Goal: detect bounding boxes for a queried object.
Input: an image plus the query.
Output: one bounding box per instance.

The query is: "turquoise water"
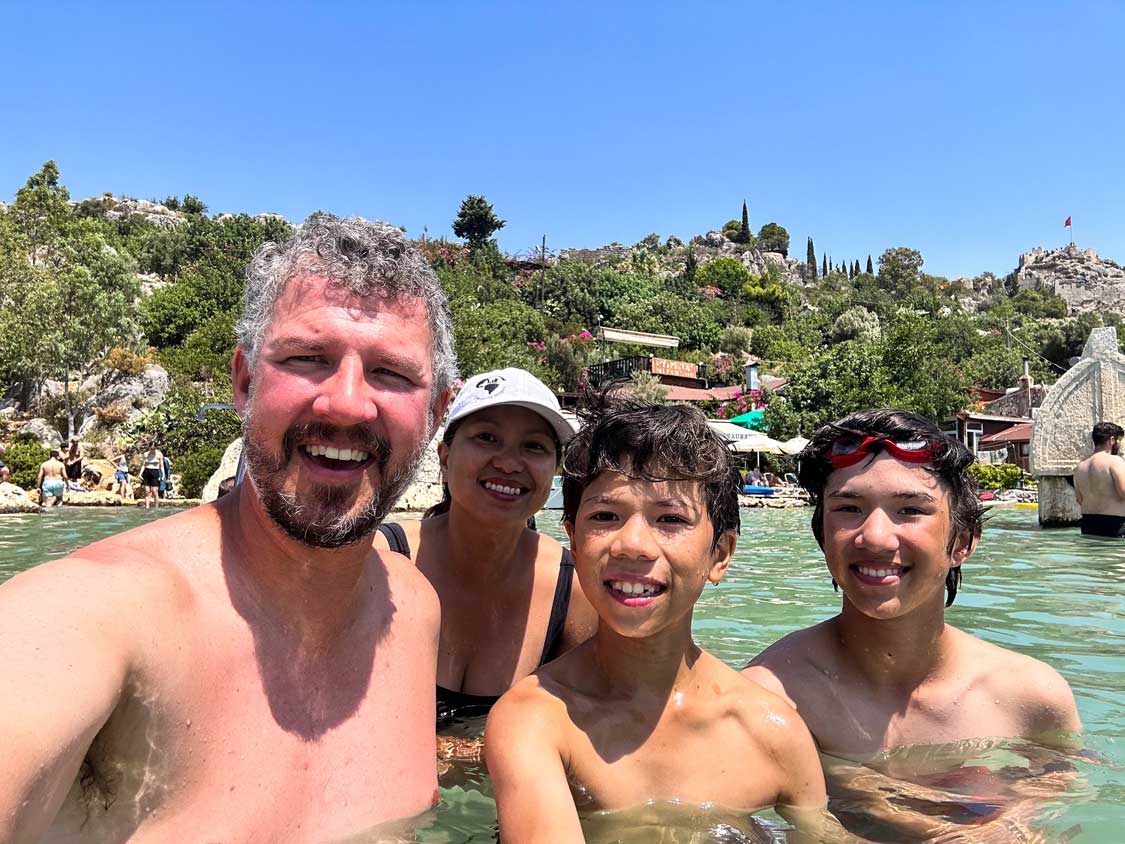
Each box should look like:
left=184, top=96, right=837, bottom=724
left=2, top=505, right=1122, bottom=841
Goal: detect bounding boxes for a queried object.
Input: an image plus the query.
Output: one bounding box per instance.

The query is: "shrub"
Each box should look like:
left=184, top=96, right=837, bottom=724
left=94, top=401, right=132, bottom=426
left=967, top=462, right=1023, bottom=491
left=4, top=436, right=49, bottom=489
left=103, top=346, right=149, bottom=376
left=176, top=445, right=226, bottom=498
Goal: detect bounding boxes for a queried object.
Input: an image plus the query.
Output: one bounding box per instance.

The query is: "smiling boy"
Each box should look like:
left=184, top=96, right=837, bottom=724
left=485, top=393, right=826, bottom=844
left=743, top=409, right=1080, bottom=839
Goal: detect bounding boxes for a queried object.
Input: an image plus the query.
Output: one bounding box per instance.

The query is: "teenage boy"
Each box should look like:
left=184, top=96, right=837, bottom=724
left=744, top=409, right=1080, bottom=837
left=486, top=394, right=827, bottom=844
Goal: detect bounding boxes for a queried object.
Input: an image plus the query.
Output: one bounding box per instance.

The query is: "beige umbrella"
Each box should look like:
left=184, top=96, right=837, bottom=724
left=781, top=436, right=810, bottom=455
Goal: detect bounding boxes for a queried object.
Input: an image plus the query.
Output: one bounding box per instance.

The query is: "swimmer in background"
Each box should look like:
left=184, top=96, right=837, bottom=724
left=486, top=392, right=827, bottom=844
left=744, top=408, right=1081, bottom=842
left=1073, top=421, right=1125, bottom=538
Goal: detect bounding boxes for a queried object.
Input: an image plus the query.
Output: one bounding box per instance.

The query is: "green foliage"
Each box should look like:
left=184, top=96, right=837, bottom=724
left=626, top=370, right=671, bottom=404
left=133, top=385, right=241, bottom=464
left=1009, top=288, right=1069, bottom=319
left=877, top=247, right=924, bottom=296
left=832, top=306, right=881, bottom=343
left=719, top=326, right=754, bottom=355
left=696, top=257, right=751, bottom=299
left=180, top=195, right=207, bottom=215
left=721, top=219, right=743, bottom=242
left=3, top=436, right=50, bottom=489
left=806, top=238, right=816, bottom=278
left=452, top=195, right=505, bottom=252
left=756, top=222, right=790, bottom=256
left=176, top=445, right=226, bottom=498
left=866, top=255, right=874, bottom=275
left=734, top=202, right=752, bottom=244
left=452, top=300, right=545, bottom=378
left=967, top=462, right=1022, bottom=491
left=103, top=347, right=150, bottom=376
left=683, top=248, right=698, bottom=284
left=961, top=347, right=1027, bottom=389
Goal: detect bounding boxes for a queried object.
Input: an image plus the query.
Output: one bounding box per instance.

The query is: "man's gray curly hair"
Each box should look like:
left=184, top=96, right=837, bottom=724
left=236, top=215, right=457, bottom=395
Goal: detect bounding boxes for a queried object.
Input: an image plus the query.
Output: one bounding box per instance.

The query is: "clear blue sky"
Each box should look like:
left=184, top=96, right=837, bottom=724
left=3, top=1, right=1122, bottom=279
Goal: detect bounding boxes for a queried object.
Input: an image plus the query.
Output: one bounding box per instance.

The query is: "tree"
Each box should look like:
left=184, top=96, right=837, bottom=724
left=684, top=248, right=698, bottom=284
left=853, top=259, right=861, bottom=277
left=721, top=219, right=744, bottom=242
left=832, top=306, right=881, bottom=343
left=0, top=164, right=142, bottom=437
left=180, top=194, right=207, bottom=215
left=626, top=370, right=670, bottom=404
left=806, top=238, right=817, bottom=278
left=695, top=257, right=752, bottom=299
left=822, top=253, right=828, bottom=277
left=452, top=195, right=506, bottom=252
left=737, top=201, right=751, bottom=244
left=877, top=247, right=925, bottom=296
left=757, top=223, right=790, bottom=256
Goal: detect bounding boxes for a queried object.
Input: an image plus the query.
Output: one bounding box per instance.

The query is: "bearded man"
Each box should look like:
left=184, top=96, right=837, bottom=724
left=0, top=217, right=456, bottom=843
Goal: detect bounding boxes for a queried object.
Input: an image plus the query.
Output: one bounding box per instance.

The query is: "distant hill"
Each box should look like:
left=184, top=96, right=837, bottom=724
left=1014, top=243, right=1125, bottom=314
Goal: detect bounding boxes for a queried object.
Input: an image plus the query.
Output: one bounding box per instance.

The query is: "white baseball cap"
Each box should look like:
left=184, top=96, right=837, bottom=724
left=446, top=368, right=574, bottom=446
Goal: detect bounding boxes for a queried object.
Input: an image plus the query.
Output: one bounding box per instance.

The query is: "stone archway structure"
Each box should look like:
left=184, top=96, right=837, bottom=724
left=1031, top=327, right=1125, bottom=526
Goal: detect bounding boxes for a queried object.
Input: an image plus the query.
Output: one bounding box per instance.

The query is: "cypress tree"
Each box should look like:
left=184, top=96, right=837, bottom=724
left=853, top=259, right=860, bottom=277
left=739, top=201, right=751, bottom=244
left=822, top=254, right=828, bottom=277
left=807, top=237, right=817, bottom=278
left=866, top=255, right=874, bottom=275
left=684, top=248, right=698, bottom=283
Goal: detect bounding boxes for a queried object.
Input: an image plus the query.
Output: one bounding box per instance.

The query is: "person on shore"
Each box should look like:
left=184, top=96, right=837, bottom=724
left=1073, top=421, right=1125, bottom=537
left=113, top=454, right=132, bottom=500
left=139, top=443, right=165, bottom=508
left=374, top=368, right=597, bottom=728
left=743, top=409, right=1081, bottom=840
left=0, top=216, right=456, bottom=843
left=0, top=443, right=9, bottom=483
left=35, top=449, right=68, bottom=506
left=63, top=437, right=84, bottom=487
left=159, top=453, right=174, bottom=498
left=486, top=393, right=827, bottom=843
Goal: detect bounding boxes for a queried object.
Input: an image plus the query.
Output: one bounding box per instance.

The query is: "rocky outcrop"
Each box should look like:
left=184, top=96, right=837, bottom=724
left=83, top=458, right=123, bottom=491
left=79, top=364, right=170, bottom=436
left=17, top=418, right=62, bottom=449
left=74, top=194, right=183, bottom=229
left=0, top=482, right=40, bottom=513
left=1015, top=243, right=1125, bottom=314
left=202, top=438, right=243, bottom=502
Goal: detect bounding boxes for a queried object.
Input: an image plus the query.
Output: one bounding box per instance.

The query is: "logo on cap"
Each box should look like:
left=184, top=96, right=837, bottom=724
left=474, top=375, right=506, bottom=396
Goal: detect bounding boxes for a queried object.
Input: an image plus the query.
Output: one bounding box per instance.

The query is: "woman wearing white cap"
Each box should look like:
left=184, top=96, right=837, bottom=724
left=375, top=368, right=596, bottom=727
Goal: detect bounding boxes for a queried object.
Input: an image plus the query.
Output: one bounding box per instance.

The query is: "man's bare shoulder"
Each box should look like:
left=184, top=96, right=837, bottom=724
left=743, top=619, right=839, bottom=702
left=949, top=626, right=1081, bottom=736
left=3, top=505, right=208, bottom=616
left=375, top=542, right=440, bottom=623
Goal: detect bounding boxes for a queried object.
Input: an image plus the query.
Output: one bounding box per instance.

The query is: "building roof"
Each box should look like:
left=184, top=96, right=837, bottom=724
left=955, top=411, right=1033, bottom=423
left=980, top=421, right=1034, bottom=446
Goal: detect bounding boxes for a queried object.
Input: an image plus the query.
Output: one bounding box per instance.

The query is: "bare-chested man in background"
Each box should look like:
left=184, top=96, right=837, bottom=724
left=0, top=217, right=455, bottom=843
left=1074, top=421, right=1125, bottom=538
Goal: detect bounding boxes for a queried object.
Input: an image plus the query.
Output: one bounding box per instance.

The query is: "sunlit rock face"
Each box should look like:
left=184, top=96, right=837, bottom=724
left=1015, top=244, right=1125, bottom=314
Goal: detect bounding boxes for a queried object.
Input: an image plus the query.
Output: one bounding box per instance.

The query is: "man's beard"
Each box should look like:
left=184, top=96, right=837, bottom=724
left=242, top=410, right=429, bottom=549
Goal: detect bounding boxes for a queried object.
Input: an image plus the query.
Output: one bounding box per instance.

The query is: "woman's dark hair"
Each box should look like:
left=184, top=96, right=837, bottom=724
left=798, top=408, right=984, bottom=606
left=424, top=414, right=563, bottom=519
left=561, top=387, right=740, bottom=548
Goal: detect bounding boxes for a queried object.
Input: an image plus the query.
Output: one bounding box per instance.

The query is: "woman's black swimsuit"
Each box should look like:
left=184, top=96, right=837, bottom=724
left=376, top=522, right=574, bottom=726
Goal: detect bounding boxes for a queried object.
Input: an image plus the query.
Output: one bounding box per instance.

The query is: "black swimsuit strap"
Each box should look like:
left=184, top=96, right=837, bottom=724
left=538, top=547, right=574, bottom=666
left=376, top=522, right=411, bottom=557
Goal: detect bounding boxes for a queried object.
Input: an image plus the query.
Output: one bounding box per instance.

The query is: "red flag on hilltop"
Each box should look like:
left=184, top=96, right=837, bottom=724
left=1065, top=216, right=1072, bottom=227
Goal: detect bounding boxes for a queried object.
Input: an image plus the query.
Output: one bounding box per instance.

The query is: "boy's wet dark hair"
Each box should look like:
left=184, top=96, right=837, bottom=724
left=1091, top=422, right=1124, bottom=446
left=799, top=408, right=984, bottom=607
left=561, top=388, right=741, bottom=548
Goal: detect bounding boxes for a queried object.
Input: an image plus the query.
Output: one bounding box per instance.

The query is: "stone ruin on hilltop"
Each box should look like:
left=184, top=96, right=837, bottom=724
left=1015, top=243, right=1125, bottom=314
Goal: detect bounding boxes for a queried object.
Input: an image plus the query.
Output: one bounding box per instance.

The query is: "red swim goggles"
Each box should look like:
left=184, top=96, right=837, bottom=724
left=828, top=435, right=941, bottom=469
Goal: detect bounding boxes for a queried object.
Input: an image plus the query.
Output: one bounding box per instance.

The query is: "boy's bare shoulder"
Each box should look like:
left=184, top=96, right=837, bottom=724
left=950, top=626, right=1080, bottom=734
left=742, top=619, right=838, bottom=702
left=712, top=658, right=816, bottom=749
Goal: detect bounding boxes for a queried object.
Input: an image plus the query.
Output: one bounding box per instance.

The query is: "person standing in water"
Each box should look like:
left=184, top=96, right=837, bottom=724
left=1073, top=421, right=1125, bottom=537
left=63, top=437, right=84, bottom=487
left=0, top=216, right=455, bottom=843
left=35, top=449, right=69, bottom=506
left=374, top=368, right=596, bottom=729
left=744, top=409, right=1081, bottom=840
left=139, top=443, right=165, bottom=508
left=486, top=393, right=826, bottom=843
